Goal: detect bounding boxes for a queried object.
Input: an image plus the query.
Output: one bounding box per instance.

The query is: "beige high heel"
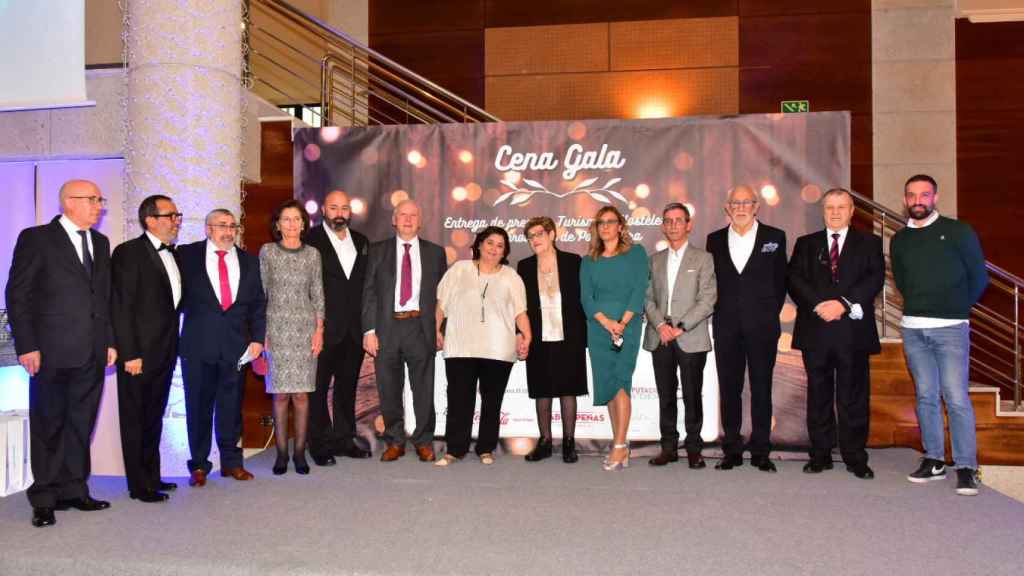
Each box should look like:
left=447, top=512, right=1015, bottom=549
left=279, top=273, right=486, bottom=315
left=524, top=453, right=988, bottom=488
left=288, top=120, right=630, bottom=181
left=603, top=443, right=630, bottom=471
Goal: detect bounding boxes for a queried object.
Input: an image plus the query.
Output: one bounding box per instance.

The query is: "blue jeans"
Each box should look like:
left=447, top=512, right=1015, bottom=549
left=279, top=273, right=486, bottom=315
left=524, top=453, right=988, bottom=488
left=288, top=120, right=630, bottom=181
left=902, top=323, right=977, bottom=469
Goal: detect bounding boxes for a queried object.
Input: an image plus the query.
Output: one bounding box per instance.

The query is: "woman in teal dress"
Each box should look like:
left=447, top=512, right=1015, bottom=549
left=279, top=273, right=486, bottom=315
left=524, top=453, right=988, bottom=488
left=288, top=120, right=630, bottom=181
left=580, top=206, right=649, bottom=470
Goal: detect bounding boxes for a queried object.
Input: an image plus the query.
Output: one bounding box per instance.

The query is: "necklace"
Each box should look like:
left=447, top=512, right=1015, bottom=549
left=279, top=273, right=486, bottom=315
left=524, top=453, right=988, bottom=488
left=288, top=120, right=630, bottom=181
left=475, top=262, right=491, bottom=323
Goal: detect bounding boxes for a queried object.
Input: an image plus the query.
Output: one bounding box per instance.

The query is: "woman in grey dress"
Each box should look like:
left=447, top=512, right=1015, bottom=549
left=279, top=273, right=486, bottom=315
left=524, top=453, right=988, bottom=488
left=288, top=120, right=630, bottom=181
left=260, top=200, right=325, bottom=475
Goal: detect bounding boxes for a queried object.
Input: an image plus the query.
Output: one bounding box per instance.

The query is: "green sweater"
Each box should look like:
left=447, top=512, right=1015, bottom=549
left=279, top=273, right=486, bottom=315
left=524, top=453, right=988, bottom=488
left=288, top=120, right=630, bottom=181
left=890, top=215, right=988, bottom=320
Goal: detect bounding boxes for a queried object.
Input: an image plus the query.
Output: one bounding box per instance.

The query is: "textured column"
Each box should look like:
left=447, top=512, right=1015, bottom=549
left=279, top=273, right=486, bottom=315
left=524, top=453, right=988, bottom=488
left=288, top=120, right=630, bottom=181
left=126, top=0, right=242, bottom=242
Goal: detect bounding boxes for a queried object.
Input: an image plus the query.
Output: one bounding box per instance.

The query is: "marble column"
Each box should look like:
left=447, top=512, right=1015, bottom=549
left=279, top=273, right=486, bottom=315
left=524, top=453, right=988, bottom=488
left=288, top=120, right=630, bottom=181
left=125, top=0, right=243, bottom=242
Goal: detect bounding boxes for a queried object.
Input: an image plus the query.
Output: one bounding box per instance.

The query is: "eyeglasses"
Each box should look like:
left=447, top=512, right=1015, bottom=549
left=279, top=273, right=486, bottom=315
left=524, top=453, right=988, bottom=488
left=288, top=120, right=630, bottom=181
left=526, top=230, right=549, bottom=240
left=69, top=196, right=108, bottom=207
left=153, top=212, right=183, bottom=221
left=209, top=223, right=240, bottom=231
left=596, top=219, right=620, bottom=227
left=727, top=200, right=757, bottom=209
left=663, top=217, right=688, bottom=226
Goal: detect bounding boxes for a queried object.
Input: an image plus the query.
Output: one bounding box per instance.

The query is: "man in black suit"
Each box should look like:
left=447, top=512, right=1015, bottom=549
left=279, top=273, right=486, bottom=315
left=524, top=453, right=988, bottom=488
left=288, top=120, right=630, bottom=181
left=177, top=209, right=266, bottom=487
left=6, top=179, right=117, bottom=527
left=362, top=199, right=447, bottom=463
left=305, top=190, right=371, bottom=466
left=788, top=188, right=883, bottom=479
left=705, top=185, right=787, bottom=472
left=111, top=195, right=183, bottom=502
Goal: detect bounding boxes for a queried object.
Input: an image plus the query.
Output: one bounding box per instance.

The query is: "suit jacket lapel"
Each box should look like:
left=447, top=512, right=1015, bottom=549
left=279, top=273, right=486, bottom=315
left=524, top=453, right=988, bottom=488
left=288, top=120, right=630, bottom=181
left=142, top=235, right=174, bottom=304
left=384, top=237, right=398, bottom=309
left=836, top=229, right=859, bottom=285
left=50, top=220, right=90, bottom=281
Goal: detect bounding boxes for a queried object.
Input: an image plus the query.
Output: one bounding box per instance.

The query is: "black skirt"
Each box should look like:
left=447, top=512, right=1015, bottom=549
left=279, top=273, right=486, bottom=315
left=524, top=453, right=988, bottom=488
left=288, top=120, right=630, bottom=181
left=525, top=339, right=588, bottom=399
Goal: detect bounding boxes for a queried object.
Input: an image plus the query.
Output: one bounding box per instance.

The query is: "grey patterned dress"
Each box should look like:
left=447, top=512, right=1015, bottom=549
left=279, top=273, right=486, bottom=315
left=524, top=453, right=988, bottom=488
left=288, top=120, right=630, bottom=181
left=259, top=242, right=325, bottom=394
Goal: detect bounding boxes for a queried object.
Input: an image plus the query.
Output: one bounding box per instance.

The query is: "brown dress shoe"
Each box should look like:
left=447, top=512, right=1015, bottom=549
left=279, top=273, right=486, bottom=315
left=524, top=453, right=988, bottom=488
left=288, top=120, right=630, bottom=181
left=220, top=467, right=255, bottom=481
left=416, top=445, right=436, bottom=462
left=687, top=452, right=707, bottom=469
left=188, top=469, right=207, bottom=487
left=380, top=444, right=406, bottom=462
left=648, top=451, right=679, bottom=466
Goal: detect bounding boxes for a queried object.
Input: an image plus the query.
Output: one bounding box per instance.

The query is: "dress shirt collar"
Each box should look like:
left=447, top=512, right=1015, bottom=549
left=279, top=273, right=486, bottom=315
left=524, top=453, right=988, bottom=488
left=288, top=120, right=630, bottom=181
left=907, top=211, right=940, bottom=229
left=728, top=219, right=758, bottom=239
left=59, top=214, right=89, bottom=235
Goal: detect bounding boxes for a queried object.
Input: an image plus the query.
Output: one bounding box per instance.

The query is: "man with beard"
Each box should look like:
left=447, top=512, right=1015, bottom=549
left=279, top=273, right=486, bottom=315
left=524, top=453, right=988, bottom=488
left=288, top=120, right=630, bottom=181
left=304, top=190, right=372, bottom=465
left=891, top=174, right=988, bottom=496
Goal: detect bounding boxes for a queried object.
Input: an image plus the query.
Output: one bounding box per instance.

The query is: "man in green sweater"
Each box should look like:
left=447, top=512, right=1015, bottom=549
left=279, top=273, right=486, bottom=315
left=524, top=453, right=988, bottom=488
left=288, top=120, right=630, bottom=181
left=890, top=174, right=988, bottom=496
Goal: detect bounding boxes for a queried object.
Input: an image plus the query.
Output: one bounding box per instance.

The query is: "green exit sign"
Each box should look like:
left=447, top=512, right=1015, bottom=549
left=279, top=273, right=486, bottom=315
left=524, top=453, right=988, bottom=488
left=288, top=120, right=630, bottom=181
left=781, top=100, right=810, bottom=113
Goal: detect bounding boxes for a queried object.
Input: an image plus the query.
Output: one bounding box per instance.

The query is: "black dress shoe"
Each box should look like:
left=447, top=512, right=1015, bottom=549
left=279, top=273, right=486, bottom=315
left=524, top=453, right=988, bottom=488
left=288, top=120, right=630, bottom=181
left=750, top=455, right=778, bottom=473
left=293, top=455, right=310, bottom=475
left=55, top=496, right=111, bottom=511
left=335, top=444, right=372, bottom=459
left=32, top=507, right=56, bottom=528
left=129, top=490, right=170, bottom=503
left=648, top=451, right=679, bottom=466
left=802, top=461, right=833, bottom=474
left=715, top=454, right=743, bottom=470
left=847, top=463, right=875, bottom=479
left=311, top=454, right=336, bottom=467
left=687, top=452, right=707, bottom=469
left=525, top=437, right=552, bottom=462
left=562, top=439, right=579, bottom=463
left=157, top=481, right=177, bottom=492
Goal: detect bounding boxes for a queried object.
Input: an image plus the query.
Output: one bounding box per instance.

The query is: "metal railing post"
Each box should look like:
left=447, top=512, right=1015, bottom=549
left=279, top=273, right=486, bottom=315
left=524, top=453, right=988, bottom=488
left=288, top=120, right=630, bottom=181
left=880, top=211, right=888, bottom=339
left=1015, top=284, right=1021, bottom=408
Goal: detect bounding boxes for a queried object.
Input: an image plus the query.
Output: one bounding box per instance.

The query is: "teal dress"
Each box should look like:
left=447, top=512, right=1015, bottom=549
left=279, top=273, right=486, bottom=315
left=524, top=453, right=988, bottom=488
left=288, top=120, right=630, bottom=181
left=580, top=244, right=649, bottom=406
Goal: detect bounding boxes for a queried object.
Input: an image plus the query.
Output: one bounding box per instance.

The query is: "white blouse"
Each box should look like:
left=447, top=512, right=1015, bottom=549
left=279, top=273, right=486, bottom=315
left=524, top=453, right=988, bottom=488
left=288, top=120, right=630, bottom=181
left=437, top=260, right=527, bottom=363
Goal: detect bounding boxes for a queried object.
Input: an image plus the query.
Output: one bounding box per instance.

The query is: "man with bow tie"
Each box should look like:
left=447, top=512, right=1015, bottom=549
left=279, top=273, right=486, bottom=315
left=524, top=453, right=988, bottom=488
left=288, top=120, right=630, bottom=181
left=111, top=195, right=184, bottom=503
left=705, top=185, right=788, bottom=472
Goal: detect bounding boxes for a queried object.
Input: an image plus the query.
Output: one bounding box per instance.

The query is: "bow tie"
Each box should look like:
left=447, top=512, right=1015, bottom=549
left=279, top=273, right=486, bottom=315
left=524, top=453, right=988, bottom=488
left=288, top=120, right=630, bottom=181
left=158, top=243, right=176, bottom=252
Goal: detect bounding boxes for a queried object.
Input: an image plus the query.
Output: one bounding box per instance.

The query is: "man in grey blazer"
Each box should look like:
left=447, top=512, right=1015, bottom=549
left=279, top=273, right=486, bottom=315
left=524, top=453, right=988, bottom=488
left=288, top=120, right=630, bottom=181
left=362, top=199, right=447, bottom=462
left=643, top=203, right=717, bottom=468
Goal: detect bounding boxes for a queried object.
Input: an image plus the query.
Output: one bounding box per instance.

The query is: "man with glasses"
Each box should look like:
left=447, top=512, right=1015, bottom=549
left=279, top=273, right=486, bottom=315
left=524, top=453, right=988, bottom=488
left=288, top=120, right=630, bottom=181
left=177, top=209, right=266, bottom=487
left=643, top=203, right=717, bottom=469
left=6, top=180, right=118, bottom=527
left=705, top=185, right=787, bottom=472
left=111, top=195, right=183, bottom=503
left=891, top=174, right=988, bottom=496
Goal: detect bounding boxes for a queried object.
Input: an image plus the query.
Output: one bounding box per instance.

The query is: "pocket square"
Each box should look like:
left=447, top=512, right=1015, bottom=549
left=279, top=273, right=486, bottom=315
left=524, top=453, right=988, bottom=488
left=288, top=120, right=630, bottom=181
left=686, top=269, right=696, bottom=273
left=761, top=242, right=779, bottom=254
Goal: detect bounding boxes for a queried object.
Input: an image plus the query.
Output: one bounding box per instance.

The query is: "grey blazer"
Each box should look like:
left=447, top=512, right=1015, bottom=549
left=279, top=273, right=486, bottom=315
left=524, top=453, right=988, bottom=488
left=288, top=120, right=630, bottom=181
left=361, top=236, right=448, bottom=350
left=642, top=244, right=717, bottom=353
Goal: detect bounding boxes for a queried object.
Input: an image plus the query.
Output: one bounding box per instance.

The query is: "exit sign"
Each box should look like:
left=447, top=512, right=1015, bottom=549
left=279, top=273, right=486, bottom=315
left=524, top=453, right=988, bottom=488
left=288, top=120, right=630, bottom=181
left=781, top=100, right=810, bottom=113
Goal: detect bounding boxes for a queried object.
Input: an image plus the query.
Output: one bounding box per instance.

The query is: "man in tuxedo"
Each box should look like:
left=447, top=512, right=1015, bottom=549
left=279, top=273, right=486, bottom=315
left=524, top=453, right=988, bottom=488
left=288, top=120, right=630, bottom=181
left=305, top=190, right=371, bottom=466
left=177, top=209, right=266, bottom=487
left=705, top=185, right=787, bottom=472
left=362, top=199, right=447, bottom=462
left=6, top=180, right=117, bottom=527
left=111, top=195, right=183, bottom=502
left=644, top=203, right=717, bottom=469
left=787, top=188, right=883, bottom=479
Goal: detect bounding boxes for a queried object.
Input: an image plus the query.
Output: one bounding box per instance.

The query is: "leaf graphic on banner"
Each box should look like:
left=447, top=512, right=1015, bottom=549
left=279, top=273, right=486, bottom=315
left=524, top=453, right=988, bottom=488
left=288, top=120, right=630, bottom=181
left=510, top=193, right=532, bottom=206
left=604, top=177, right=622, bottom=189
left=494, top=191, right=515, bottom=205
left=589, top=192, right=611, bottom=204
left=500, top=180, right=518, bottom=189
left=523, top=178, right=545, bottom=191
left=572, top=177, right=599, bottom=192
left=607, top=190, right=628, bottom=203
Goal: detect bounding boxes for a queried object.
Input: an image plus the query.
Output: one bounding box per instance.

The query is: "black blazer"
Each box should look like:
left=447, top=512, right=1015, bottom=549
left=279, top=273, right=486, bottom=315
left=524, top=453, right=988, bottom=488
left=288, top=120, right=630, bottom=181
left=705, top=222, right=787, bottom=338
left=177, top=240, right=267, bottom=363
left=361, top=236, right=447, bottom=349
left=304, top=225, right=369, bottom=345
left=787, top=228, right=884, bottom=354
left=516, top=249, right=587, bottom=352
left=111, top=234, right=180, bottom=366
left=5, top=216, right=113, bottom=368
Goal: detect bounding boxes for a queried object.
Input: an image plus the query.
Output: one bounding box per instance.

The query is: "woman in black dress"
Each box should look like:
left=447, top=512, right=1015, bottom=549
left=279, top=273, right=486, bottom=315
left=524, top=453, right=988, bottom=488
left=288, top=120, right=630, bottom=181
left=517, top=216, right=588, bottom=463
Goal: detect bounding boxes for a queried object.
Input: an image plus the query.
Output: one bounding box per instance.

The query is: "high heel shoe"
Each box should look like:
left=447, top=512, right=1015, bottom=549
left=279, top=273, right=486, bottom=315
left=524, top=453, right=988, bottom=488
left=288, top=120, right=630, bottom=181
left=525, top=437, right=552, bottom=462
left=293, top=453, right=310, bottom=475
left=562, top=438, right=578, bottom=464
left=603, top=443, right=630, bottom=471
left=272, top=451, right=288, bottom=475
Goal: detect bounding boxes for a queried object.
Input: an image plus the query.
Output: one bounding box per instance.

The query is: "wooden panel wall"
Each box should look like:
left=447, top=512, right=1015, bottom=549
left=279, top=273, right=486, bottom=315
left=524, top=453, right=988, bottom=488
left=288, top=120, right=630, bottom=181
left=956, top=19, right=1024, bottom=277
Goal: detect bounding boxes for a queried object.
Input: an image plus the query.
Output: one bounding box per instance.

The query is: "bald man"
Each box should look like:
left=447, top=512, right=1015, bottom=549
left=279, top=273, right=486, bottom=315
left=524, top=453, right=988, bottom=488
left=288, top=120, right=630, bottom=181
left=304, top=191, right=372, bottom=465
left=6, top=180, right=117, bottom=527
left=705, top=185, right=787, bottom=472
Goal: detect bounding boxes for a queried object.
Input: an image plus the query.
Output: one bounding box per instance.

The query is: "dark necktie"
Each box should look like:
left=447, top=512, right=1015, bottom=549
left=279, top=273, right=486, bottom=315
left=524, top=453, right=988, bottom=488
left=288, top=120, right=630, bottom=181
left=399, top=243, right=412, bottom=306
left=216, top=250, right=233, bottom=311
left=77, top=230, right=93, bottom=277
left=829, top=233, right=840, bottom=284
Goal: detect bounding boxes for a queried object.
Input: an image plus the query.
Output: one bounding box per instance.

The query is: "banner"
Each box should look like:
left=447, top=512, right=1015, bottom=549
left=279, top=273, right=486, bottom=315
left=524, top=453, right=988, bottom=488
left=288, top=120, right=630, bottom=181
left=294, top=112, right=850, bottom=445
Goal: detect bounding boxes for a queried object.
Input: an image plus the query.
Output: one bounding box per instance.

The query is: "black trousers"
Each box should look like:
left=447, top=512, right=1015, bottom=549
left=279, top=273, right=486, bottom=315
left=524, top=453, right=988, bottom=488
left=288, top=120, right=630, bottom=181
left=714, top=328, right=777, bottom=458
left=310, top=334, right=364, bottom=457
left=374, top=318, right=435, bottom=448
left=652, top=343, right=707, bottom=453
left=181, top=358, right=245, bottom=473
left=117, top=354, right=174, bottom=495
left=802, top=348, right=870, bottom=466
left=443, top=358, right=514, bottom=458
left=27, top=358, right=104, bottom=508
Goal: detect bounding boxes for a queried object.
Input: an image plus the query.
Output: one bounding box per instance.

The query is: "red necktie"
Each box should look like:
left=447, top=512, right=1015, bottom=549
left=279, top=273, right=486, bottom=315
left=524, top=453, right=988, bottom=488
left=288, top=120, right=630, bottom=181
left=399, top=243, right=412, bottom=306
left=216, top=250, right=233, bottom=310
left=829, top=233, right=840, bottom=284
